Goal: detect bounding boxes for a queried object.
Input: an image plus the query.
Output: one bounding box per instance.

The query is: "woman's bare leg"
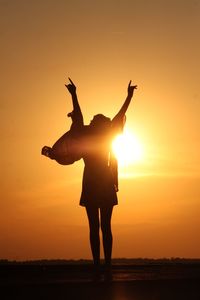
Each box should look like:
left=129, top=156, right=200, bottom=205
left=86, top=206, right=100, bottom=267
left=100, top=206, right=113, bottom=267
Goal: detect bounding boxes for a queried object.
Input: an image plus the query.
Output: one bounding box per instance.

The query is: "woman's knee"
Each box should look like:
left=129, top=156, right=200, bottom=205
left=86, top=206, right=100, bottom=233
left=101, top=221, right=112, bottom=236
left=89, top=222, right=100, bottom=236
left=100, top=206, right=113, bottom=235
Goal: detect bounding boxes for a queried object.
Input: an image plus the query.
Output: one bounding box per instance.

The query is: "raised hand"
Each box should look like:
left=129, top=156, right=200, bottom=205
left=127, top=80, right=137, bottom=98
left=65, top=77, right=76, bottom=95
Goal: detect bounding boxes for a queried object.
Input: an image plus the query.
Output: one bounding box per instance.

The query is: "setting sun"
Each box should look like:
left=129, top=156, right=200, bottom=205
left=112, top=129, right=144, bottom=167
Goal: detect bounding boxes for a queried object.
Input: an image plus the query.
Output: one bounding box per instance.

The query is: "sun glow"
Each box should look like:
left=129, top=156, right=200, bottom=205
left=112, top=129, right=144, bottom=167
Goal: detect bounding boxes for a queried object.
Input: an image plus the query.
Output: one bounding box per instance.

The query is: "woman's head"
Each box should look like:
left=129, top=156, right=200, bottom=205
left=90, top=114, right=111, bottom=131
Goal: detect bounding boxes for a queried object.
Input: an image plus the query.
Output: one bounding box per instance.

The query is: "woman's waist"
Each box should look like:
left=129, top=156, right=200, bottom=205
left=84, top=160, right=111, bottom=172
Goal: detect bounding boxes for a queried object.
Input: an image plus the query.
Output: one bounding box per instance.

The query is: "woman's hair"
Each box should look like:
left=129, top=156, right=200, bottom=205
left=90, top=114, right=111, bottom=131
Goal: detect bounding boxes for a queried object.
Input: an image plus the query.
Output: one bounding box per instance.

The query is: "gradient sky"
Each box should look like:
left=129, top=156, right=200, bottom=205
left=0, top=0, right=200, bottom=260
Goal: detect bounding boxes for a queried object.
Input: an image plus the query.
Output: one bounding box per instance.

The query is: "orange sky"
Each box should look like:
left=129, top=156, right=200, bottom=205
left=0, top=0, right=200, bottom=260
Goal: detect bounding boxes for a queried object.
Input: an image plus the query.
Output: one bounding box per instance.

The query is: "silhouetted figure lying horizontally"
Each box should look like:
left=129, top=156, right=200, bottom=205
left=42, top=78, right=137, bottom=280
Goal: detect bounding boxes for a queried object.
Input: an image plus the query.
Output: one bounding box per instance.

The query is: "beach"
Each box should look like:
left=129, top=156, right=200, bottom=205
left=1, top=263, right=200, bottom=299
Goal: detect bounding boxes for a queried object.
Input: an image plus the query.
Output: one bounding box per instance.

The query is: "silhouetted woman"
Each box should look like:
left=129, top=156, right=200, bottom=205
left=65, top=78, right=137, bottom=278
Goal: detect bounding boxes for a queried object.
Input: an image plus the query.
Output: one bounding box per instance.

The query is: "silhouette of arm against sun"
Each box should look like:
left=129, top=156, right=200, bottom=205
left=112, top=81, right=137, bottom=124
left=110, top=81, right=137, bottom=136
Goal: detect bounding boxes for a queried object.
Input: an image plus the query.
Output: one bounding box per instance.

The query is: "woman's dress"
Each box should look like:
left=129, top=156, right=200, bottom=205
left=80, top=116, right=124, bottom=208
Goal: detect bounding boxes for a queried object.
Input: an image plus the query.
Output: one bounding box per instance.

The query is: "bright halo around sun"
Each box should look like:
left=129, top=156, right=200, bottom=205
left=112, top=129, right=143, bottom=167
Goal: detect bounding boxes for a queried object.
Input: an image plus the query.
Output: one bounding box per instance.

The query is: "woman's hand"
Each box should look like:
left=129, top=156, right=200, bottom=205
left=65, top=77, right=76, bottom=95
left=127, top=80, right=137, bottom=98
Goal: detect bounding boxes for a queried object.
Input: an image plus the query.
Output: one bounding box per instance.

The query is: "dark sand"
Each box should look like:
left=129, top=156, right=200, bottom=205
left=1, top=264, right=200, bottom=299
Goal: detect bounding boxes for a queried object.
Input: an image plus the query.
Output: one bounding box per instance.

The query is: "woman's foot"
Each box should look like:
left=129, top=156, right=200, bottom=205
left=92, top=264, right=101, bottom=282
left=103, top=264, right=113, bottom=282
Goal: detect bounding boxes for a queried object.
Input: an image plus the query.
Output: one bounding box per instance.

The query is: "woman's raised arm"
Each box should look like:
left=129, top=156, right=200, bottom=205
left=112, top=80, right=137, bottom=123
left=65, top=78, right=84, bottom=128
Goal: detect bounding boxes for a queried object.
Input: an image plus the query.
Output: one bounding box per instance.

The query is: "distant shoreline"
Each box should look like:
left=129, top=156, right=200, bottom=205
left=1, top=258, right=200, bottom=265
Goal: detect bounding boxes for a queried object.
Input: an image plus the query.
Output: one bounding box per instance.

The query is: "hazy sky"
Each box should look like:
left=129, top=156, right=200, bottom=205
left=0, top=0, right=200, bottom=260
